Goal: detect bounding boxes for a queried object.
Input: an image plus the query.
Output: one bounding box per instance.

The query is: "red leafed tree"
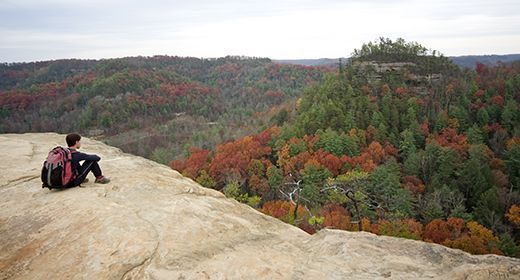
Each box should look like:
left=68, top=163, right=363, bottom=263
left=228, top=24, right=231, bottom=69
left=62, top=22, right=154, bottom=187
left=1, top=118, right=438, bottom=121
left=253, top=126, right=280, bottom=146
left=423, top=217, right=465, bottom=244
left=420, top=122, right=430, bottom=137
left=383, top=142, right=399, bottom=158
left=361, top=85, right=371, bottom=94
left=490, top=95, right=505, bottom=107
left=423, top=219, right=450, bottom=243
left=312, top=149, right=343, bottom=176
left=395, top=86, right=408, bottom=96
left=446, top=217, right=465, bottom=240
left=303, top=134, right=320, bottom=152
left=320, top=203, right=351, bottom=230
left=431, top=128, right=469, bottom=155
left=209, top=136, right=271, bottom=184
left=402, top=175, right=426, bottom=195
left=285, top=151, right=312, bottom=175
left=181, top=147, right=211, bottom=178
left=475, top=62, right=488, bottom=75
left=249, top=174, right=270, bottom=196
left=348, top=153, right=376, bottom=172
left=170, top=159, right=186, bottom=174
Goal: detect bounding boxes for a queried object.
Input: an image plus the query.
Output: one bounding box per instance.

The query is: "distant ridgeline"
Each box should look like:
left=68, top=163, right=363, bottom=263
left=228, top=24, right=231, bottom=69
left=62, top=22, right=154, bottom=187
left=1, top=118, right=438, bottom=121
left=275, top=51, right=520, bottom=71
left=450, top=54, right=520, bottom=69
left=0, top=56, right=328, bottom=161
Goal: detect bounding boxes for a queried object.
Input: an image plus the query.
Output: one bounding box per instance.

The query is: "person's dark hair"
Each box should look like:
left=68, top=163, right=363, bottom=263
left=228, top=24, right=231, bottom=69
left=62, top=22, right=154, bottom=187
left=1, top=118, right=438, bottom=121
left=66, top=133, right=81, bottom=147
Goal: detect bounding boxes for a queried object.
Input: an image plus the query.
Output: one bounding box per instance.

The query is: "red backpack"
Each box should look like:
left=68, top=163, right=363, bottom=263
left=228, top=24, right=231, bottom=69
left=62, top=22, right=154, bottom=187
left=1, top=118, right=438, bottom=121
left=41, top=146, right=75, bottom=189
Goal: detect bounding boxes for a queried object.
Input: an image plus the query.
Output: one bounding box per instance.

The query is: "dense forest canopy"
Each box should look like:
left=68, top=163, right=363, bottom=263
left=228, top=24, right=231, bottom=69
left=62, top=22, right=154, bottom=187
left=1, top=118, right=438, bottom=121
left=0, top=56, right=329, bottom=161
left=172, top=39, right=520, bottom=257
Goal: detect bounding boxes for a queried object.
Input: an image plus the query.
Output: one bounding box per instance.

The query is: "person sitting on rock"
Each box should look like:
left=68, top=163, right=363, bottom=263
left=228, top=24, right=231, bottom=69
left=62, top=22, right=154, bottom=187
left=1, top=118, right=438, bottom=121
left=66, top=133, right=110, bottom=186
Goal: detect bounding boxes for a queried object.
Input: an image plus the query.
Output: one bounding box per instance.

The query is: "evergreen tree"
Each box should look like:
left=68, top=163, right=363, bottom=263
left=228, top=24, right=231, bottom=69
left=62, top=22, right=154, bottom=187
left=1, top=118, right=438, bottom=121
left=369, top=159, right=414, bottom=218
left=473, top=188, right=503, bottom=230
left=266, top=166, right=283, bottom=190
left=477, top=108, right=490, bottom=126
left=467, top=124, right=484, bottom=144
left=459, top=145, right=495, bottom=209
left=505, top=144, right=520, bottom=192
left=501, top=100, right=518, bottom=132
left=301, top=164, right=332, bottom=207
left=399, top=129, right=417, bottom=160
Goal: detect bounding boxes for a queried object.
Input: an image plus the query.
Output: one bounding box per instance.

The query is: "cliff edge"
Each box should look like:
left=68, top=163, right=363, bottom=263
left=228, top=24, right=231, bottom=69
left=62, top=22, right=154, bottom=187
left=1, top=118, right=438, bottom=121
left=1, top=133, right=518, bottom=279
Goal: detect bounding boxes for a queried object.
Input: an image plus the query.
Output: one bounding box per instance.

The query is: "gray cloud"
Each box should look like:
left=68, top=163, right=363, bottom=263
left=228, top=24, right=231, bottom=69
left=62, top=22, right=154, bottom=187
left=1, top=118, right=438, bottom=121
left=1, top=0, right=519, bottom=62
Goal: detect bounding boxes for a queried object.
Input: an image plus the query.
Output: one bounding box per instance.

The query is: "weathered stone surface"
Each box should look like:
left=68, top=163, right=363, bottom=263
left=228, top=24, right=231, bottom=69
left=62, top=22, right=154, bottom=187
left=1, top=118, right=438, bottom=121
left=353, top=60, right=443, bottom=95
left=1, top=133, right=519, bottom=279
left=356, top=61, right=417, bottom=73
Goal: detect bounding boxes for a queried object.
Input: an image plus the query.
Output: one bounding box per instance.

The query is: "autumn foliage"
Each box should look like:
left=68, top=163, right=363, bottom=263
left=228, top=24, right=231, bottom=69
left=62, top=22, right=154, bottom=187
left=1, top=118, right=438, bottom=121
left=443, top=221, right=502, bottom=255
left=320, top=203, right=351, bottom=230
left=4, top=41, right=518, bottom=258
left=260, top=200, right=306, bottom=223
left=506, top=205, right=520, bottom=228
left=209, top=136, right=272, bottom=184
left=169, top=57, right=520, bottom=258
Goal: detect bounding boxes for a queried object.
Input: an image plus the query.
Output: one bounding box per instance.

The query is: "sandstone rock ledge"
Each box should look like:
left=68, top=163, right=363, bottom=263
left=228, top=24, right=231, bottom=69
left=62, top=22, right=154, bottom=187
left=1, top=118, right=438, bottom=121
left=1, top=133, right=518, bottom=280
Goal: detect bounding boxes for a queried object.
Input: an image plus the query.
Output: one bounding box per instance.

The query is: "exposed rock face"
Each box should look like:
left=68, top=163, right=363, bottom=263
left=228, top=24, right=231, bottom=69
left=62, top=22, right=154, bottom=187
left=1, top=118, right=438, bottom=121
left=356, top=61, right=417, bottom=73
left=1, top=133, right=519, bottom=280
left=354, top=60, right=442, bottom=95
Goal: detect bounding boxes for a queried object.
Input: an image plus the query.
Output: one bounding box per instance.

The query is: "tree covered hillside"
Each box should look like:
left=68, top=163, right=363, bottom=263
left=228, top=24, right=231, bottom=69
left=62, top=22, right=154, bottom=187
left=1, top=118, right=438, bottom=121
left=172, top=38, right=520, bottom=257
left=0, top=56, right=329, bottom=161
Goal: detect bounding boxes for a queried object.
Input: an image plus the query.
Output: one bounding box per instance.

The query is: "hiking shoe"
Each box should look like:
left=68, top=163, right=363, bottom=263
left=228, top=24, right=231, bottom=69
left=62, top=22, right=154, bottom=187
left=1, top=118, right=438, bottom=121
left=95, top=176, right=110, bottom=184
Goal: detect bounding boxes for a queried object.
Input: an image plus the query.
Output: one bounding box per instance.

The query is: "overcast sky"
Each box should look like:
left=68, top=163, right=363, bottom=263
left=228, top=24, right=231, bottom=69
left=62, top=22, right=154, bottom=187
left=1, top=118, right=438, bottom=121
left=1, top=0, right=519, bottom=62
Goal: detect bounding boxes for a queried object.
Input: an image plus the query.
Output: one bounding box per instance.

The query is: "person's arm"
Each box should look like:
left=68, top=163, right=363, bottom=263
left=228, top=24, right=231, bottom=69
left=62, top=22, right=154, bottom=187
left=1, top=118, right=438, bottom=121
left=74, top=151, right=101, bottom=162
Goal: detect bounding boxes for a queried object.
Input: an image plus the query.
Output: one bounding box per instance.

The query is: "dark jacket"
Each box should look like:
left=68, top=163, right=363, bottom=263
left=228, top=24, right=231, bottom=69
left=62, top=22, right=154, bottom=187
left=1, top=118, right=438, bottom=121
left=68, top=148, right=100, bottom=173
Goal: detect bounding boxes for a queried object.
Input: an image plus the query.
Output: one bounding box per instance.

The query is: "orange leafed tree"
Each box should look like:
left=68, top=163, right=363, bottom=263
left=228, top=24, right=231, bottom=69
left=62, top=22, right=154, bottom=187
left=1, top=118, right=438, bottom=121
left=506, top=204, right=520, bottom=228
left=376, top=219, right=423, bottom=240
left=261, top=200, right=305, bottom=223
left=347, top=141, right=386, bottom=172
left=442, top=221, right=502, bottom=255
left=367, top=141, right=385, bottom=164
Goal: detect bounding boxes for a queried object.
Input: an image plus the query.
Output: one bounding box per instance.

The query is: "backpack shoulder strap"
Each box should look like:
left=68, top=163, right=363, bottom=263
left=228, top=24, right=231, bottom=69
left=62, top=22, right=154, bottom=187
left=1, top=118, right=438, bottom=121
left=65, top=147, right=74, bottom=161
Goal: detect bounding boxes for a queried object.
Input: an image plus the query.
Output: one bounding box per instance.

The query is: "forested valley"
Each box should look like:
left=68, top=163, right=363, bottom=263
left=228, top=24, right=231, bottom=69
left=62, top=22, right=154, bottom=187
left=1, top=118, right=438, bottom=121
left=2, top=38, right=519, bottom=257
left=0, top=56, right=328, bottom=162
left=171, top=39, right=520, bottom=257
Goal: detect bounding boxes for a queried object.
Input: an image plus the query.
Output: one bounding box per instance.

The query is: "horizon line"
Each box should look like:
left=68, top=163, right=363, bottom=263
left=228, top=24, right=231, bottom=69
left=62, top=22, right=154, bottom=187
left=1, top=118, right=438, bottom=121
left=2, top=53, right=520, bottom=64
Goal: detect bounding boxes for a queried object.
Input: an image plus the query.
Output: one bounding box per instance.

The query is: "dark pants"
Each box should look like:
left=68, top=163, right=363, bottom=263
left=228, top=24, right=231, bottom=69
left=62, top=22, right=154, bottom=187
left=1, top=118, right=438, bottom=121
left=71, top=160, right=102, bottom=187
